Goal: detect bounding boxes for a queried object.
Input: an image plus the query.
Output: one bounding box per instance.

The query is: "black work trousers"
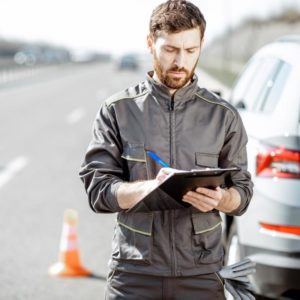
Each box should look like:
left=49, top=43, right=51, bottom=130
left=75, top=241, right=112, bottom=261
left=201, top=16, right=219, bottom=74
left=105, top=270, right=225, bottom=300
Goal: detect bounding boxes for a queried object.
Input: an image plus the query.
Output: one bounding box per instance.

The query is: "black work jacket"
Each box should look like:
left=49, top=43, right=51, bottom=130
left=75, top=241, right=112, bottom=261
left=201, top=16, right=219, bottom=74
left=79, top=72, right=253, bottom=276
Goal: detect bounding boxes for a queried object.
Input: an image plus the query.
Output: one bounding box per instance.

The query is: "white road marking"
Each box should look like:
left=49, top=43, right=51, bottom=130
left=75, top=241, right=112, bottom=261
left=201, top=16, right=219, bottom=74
left=0, top=156, right=29, bottom=189
left=66, top=107, right=85, bottom=125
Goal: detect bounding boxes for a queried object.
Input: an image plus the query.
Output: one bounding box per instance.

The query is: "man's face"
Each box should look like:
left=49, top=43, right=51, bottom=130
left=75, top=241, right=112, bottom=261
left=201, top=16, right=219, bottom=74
left=148, top=27, right=202, bottom=90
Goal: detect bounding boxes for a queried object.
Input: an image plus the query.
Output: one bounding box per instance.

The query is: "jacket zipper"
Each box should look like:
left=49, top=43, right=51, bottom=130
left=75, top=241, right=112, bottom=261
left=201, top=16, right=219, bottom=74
left=168, top=97, right=177, bottom=276
left=168, top=97, right=175, bottom=166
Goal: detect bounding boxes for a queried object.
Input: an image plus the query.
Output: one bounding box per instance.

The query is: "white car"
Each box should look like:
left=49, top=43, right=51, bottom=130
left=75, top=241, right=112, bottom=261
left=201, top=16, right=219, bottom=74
left=225, top=36, right=300, bottom=300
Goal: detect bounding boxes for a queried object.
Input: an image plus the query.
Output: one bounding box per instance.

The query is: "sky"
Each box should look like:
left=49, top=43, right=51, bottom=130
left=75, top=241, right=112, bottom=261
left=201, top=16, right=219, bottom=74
left=0, top=0, right=300, bottom=56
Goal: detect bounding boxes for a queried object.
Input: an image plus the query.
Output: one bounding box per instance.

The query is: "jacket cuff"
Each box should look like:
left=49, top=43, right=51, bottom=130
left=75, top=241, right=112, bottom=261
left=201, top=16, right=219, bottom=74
left=227, top=186, right=248, bottom=216
left=109, top=181, right=124, bottom=212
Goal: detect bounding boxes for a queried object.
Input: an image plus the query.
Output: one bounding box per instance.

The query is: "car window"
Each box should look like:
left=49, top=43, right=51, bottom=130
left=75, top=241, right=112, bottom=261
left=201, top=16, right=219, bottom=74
left=231, top=57, right=281, bottom=111
left=258, top=61, right=291, bottom=113
left=230, top=58, right=261, bottom=108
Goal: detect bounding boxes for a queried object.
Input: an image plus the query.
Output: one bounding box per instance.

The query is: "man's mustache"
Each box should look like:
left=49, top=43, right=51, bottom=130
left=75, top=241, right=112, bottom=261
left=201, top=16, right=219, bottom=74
left=167, top=66, right=189, bottom=73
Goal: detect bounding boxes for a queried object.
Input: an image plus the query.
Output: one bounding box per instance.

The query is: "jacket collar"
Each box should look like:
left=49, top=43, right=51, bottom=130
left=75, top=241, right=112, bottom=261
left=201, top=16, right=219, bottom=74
left=145, top=71, right=199, bottom=108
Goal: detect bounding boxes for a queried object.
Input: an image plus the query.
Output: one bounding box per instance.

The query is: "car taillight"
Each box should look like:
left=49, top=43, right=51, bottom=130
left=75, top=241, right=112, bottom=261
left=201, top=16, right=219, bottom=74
left=256, top=144, right=300, bottom=179
left=260, top=222, right=300, bottom=236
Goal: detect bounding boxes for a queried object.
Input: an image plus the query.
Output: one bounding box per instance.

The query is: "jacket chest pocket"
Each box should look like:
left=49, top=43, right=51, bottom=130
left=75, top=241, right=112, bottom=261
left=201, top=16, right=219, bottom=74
left=112, top=212, right=154, bottom=264
left=121, top=143, right=148, bottom=181
left=195, top=152, right=219, bottom=168
left=191, top=212, right=224, bottom=265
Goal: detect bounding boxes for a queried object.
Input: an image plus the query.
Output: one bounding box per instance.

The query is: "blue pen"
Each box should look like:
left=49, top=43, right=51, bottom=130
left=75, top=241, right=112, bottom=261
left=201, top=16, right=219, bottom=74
left=146, top=150, right=170, bottom=168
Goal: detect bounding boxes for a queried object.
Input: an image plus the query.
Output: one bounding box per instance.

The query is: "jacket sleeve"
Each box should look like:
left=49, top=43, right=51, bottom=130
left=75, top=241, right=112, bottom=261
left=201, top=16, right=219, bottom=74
left=79, top=102, right=126, bottom=213
left=219, top=109, right=253, bottom=216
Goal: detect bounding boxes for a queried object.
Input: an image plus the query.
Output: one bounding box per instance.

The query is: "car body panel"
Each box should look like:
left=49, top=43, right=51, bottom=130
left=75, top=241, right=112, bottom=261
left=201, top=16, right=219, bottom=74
left=227, top=36, right=300, bottom=299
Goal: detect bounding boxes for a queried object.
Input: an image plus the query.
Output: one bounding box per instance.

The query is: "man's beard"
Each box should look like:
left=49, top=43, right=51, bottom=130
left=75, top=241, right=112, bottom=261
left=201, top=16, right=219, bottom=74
left=153, top=53, right=198, bottom=89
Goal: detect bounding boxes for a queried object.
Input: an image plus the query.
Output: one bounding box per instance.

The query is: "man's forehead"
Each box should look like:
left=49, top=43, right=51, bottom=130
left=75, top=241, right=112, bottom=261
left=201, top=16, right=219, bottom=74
left=154, top=28, right=202, bottom=48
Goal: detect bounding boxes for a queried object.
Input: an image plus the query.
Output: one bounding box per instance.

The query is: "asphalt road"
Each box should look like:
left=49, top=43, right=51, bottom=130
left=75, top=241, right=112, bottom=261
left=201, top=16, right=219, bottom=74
left=0, top=61, right=229, bottom=300
left=0, top=62, right=148, bottom=300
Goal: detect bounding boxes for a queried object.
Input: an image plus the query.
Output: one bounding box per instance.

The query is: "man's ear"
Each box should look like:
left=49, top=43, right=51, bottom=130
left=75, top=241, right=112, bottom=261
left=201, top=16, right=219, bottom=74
left=147, top=34, right=154, bottom=54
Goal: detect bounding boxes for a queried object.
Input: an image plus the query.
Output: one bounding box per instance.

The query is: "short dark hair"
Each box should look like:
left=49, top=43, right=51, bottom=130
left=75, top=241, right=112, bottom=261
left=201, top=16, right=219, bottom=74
left=149, top=0, right=206, bottom=40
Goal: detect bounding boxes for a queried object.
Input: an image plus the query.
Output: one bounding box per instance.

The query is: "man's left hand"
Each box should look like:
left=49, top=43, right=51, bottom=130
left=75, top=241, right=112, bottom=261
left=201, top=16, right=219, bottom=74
left=182, top=186, right=226, bottom=212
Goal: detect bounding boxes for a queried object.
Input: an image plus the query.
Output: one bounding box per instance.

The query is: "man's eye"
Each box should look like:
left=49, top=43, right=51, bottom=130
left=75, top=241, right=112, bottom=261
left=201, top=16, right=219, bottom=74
left=187, top=49, right=196, bottom=54
left=165, top=48, right=175, bottom=53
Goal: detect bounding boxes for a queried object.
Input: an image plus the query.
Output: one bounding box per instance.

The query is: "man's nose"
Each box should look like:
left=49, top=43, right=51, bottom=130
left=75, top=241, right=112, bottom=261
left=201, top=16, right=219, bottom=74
left=174, top=52, right=185, bottom=68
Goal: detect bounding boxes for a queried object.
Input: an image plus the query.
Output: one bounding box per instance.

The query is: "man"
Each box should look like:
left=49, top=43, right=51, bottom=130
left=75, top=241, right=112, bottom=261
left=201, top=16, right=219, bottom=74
left=80, top=1, right=253, bottom=299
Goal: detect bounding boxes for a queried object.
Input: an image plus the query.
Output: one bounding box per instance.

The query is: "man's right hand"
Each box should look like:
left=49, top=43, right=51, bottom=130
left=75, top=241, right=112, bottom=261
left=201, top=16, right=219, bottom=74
left=116, top=167, right=180, bottom=210
left=117, top=167, right=185, bottom=210
left=116, top=179, right=158, bottom=210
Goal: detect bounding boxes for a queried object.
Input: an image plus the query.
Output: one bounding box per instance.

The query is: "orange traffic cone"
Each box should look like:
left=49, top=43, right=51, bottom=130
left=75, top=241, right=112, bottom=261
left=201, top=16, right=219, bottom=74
left=48, top=209, right=91, bottom=277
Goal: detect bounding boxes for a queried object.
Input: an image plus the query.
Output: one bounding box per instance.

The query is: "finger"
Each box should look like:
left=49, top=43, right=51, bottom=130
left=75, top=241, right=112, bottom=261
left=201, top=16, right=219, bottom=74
left=195, top=187, right=215, bottom=196
left=228, top=259, right=253, bottom=272
left=237, top=289, right=255, bottom=300
left=233, top=268, right=256, bottom=277
left=225, top=281, right=242, bottom=300
left=233, top=262, right=256, bottom=272
left=185, top=191, right=219, bottom=207
left=183, top=194, right=213, bottom=207
left=244, top=291, right=256, bottom=300
left=230, top=258, right=252, bottom=268
left=230, top=276, right=250, bottom=283
left=183, top=196, right=210, bottom=212
left=186, top=191, right=216, bottom=203
left=195, top=187, right=222, bottom=200
left=182, top=196, right=214, bottom=212
left=232, top=281, right=254, bottom=292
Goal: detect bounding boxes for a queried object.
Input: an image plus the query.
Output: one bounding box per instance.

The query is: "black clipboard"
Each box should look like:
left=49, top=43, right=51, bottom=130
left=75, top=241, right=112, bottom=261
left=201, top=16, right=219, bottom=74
left=127, top=167, right=240, bottom=213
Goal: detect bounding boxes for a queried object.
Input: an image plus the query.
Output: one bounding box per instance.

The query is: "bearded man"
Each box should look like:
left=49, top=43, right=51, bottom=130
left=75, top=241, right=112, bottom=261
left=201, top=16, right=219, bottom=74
left=79, top=1, right=253, bottom=299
